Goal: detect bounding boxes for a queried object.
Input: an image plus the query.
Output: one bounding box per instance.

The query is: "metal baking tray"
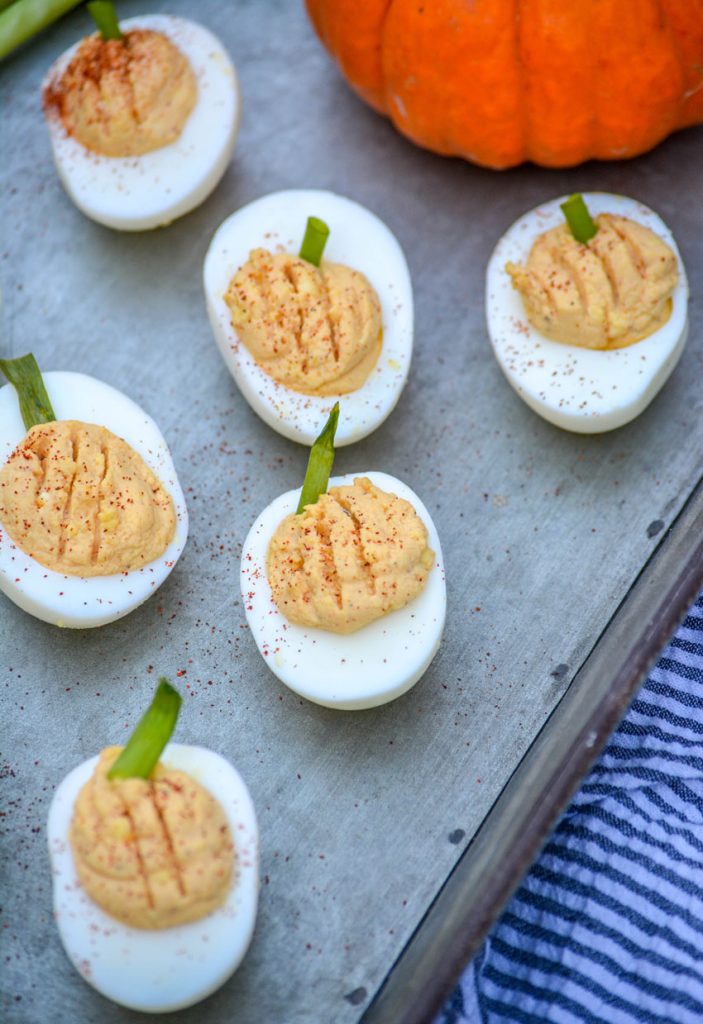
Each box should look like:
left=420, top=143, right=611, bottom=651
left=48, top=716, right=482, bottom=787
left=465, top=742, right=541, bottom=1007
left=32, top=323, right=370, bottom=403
left=2, top=2, right=702, bottom=1022
left=366, top=479, right=703, bottom=1023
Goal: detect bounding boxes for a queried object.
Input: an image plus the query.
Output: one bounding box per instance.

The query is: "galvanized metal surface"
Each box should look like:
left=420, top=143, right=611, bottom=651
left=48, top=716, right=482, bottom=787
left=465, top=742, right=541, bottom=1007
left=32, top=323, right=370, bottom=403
left=1, top=2, right=702, bottom=1022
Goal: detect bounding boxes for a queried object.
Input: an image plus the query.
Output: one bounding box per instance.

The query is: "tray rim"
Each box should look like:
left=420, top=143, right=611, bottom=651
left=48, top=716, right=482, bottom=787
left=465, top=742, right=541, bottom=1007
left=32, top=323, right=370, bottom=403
left=362, top=472, right=703, bottom=1024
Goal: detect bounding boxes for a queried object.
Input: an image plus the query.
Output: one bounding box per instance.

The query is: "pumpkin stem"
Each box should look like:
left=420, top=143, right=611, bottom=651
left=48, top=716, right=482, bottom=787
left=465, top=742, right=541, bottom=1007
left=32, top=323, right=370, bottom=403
left=299, top=216, right=330, bottom=266
left=561, top=193, right=597, bottom=244
left=296, top=402, right=339, bottom=514
left=87, top=1, right=123, bottom=40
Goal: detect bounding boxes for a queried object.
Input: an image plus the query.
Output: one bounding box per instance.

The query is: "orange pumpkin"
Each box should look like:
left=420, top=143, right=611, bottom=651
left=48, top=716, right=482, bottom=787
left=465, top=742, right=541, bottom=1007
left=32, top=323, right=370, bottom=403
left=305, top=0, right=703, bottom=169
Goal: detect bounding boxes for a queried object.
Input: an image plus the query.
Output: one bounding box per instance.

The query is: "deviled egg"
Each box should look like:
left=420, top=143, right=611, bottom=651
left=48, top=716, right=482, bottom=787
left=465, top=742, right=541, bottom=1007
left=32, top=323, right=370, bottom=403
left=204, top=189, right=413, bottom=446
left=486, top=193, right=689, bottom=433
left=240, top=408, right=446, bottom=709
left=42, top=12, right=240, bottom=230
left=48, top=679, right=259, bottom=1012
left=0, top=356, right=187, bottom=626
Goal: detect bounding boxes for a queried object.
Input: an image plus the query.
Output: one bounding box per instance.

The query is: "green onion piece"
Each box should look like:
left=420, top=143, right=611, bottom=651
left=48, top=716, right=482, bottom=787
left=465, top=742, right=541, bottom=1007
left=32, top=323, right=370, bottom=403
left=296, top=402, right=340, bottom=514
left=0, top=353, right=56, bottom=430
left=299, top=216, right=330, bottom=267
left=108, top=679, right=182, bottom=781
left=560, top=193, right=598, bottom=244
left=0, top=0, right=83, bottom=61
left=86, top=0, right=121, bottom=40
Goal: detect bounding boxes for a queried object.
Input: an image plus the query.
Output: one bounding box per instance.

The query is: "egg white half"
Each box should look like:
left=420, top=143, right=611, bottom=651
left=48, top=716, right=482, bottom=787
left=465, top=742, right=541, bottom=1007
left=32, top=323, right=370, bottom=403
left=486, top=193, right=689, bottom=433
left=0, top=371, right=188, bottom=627
left=241, top=471, right=446, bottom=710
left=204, top=189, right=414, bottom=447
left=47, top=743, right=259, bottom=1013
left=43, top=15, right=241, bottom=231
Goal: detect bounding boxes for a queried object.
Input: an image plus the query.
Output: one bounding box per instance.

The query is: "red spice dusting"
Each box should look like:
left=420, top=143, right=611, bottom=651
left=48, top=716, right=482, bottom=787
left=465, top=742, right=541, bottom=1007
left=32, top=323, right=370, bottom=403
left=44, top=33, right=142, bottom=121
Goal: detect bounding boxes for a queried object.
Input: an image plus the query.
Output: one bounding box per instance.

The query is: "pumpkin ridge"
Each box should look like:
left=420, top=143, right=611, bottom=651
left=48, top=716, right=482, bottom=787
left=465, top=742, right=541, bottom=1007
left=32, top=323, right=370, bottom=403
left=597, top=0, right=683, bottom=159
left=666, top=0, right=703, bottom=124
left=522, top=1, right=596, bottom=165
left=655, top=0, right=697, bottom=121
left=377, top=0, right=396, bottom=118
left=307, top=0, right=392, bottom=114
left=515, top=0, right=527, bottom=164
left=653, top=0, right=689, bottom=133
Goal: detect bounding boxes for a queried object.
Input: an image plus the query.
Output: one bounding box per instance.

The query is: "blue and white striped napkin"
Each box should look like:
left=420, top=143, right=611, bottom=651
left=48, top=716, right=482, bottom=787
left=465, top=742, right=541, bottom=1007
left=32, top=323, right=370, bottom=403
left=439, top=590, right=703, bottom=1024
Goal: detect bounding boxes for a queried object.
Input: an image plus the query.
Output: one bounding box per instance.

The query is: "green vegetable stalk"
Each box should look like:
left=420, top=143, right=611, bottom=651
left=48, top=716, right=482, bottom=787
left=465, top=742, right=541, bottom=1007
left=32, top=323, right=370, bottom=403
left=108, top=679, right=182, bottom=781
left=299, top=216, right=330, bottom=267
left=560, top=193, right=598, bottom=245
left=296, top=403, right=340, bottom=514
left=86, top=0, right=121, bottom=41
left=0, top=353, right=56, bottom=430
left=0, top=0, right=83, bottom=62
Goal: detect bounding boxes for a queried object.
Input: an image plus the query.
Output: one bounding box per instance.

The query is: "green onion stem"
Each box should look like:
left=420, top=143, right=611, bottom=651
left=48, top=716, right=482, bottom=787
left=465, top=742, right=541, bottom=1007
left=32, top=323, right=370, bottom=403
left=296, top=403, right=340, bottom=514
left=0, top=353, right=56, bottom=431
left=0, top=0, right=83, bottom=61
left=108, top=679, right=182, bottom=781
left=86, top=0, right=121, bottom=40
left=560, top=193, right=598, bottom=244
left=299, top=216, right=330, bottom=267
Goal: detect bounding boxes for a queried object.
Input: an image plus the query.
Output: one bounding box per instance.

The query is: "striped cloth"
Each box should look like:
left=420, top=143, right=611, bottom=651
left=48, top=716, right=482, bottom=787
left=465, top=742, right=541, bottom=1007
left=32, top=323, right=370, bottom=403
left=439, top=589, right=703, bottom=1024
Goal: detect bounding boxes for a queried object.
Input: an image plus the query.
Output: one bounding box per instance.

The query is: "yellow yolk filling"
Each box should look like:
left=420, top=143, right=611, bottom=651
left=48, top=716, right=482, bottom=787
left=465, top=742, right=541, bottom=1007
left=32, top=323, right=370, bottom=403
left=225, top=248, right=383, bottom=396
left=46, top=29, right=197, bottom=157
left=0, top=420, right=176, bottom=577
left=267, top=477, right=434, bottom=634
left=506, top=214, right=678, bottom=349
left=70, top=747, right=235, bottom=930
